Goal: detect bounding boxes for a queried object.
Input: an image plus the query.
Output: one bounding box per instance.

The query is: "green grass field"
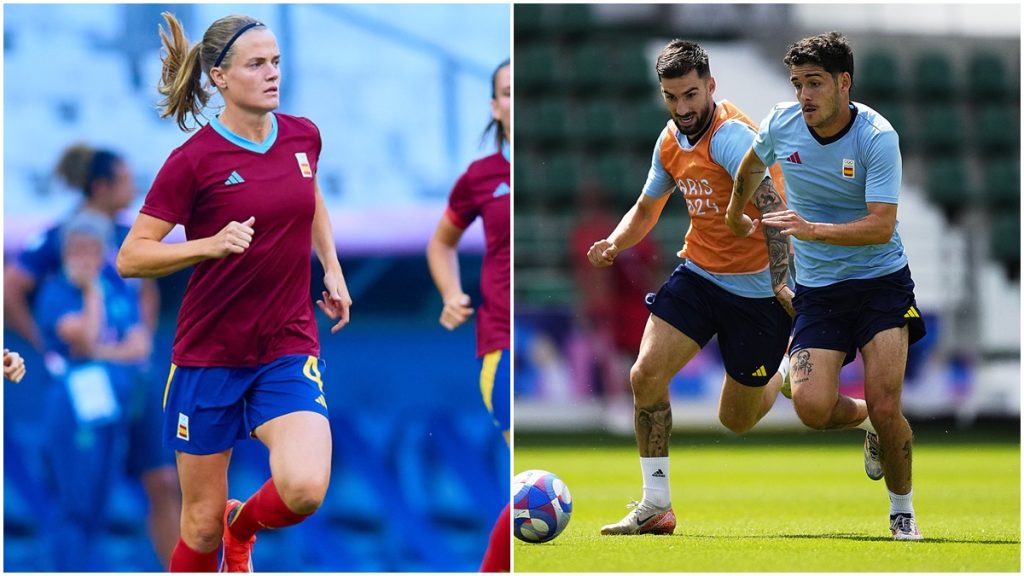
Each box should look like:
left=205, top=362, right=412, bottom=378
left=514, top=430, right=1020, bottom=572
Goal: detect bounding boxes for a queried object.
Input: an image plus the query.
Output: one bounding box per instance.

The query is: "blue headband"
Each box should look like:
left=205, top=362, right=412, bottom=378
left=213, top=21, right=264, bottom=68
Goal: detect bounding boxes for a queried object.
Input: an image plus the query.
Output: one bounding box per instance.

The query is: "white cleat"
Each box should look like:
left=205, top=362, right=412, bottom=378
left=864, top=431, right=884, bottom=481
left=890, top=513, right=924, bottom=541
left=600, top=500, right=676, bottom=535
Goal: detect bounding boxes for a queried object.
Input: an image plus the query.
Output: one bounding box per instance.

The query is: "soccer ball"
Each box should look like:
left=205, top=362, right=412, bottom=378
left=513, top=469, right=572, bottom=543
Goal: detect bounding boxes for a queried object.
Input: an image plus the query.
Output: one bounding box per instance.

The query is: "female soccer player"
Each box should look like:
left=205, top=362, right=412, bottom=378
left=426, top=59, right=510, bottom=572
left=117, top=13, right=351, bottom=572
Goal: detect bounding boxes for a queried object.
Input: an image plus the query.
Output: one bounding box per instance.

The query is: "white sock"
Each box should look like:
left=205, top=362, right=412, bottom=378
left=640, top=457, right=671, bottom=507
left=777, top=354, right=790, bottom=381
left=889, top=489, right=915, bottom=516
left=856, top=416, right=876, bottom=433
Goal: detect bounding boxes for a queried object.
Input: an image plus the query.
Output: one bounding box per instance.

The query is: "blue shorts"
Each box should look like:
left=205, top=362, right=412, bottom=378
left=645, top=265, right=792, bottom=387
left=791, top=265, right=927, bottom=366
left=480, top=349, right=510, bottom=432
left=162, top=354, right=329, bottom=455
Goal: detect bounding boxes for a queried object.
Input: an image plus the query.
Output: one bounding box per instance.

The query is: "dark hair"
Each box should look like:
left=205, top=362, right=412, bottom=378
left=783, top=32, right=854, bottom=83
left=482, top=59, right=510, bottom=151
left=655, top=39, right=710, bottom=80
left=55, top=143, right=122, bottom=198
left=157, top=12, right=266, bottom=131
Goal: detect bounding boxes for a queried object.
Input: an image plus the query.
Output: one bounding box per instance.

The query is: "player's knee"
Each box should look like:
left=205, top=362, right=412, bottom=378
left=866, top=398, right=902, bottom=430
left=629, top=362, right=668, bottom=400
left=181, top=502, right=223, bottom=552
left=719, top=410, right=756, bottom=435
left=792, top=395, right=832, bottom=430
left=277, top=476, right=329, bottom=515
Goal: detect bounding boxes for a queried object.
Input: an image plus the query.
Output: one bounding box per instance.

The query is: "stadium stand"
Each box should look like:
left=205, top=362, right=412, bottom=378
left=3, top=4, right=509, bottom=571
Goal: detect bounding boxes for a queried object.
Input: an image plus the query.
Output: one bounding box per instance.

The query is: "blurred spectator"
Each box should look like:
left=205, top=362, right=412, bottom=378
left=33, top=211, right=156, bottom=570
left=569, top=182, right=660, bottom=425
left=3, top=143, right=178, bottom=568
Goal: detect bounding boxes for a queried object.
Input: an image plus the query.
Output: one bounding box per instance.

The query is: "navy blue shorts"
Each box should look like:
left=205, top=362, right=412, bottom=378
left=791, top=265, right=927, bottom=366
left=480, top=349, right=510, bottom=432
left=162, top=354, right=329, bottom=455
left=645, top=265, right=793, bottom=387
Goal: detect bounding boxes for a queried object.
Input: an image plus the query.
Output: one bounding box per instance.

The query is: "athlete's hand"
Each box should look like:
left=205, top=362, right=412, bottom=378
left=317, top=271, right=352, bottom=333
left=439, top=293, right=474, bottom=330
left=4, top=349, right=26, bottom=383
left=208, top=216, right=256, bottom=258
left=724, top=211, right=759, bottom=237
left=761, top=210, right=815, bottom=241
left=774, top=285, right=796, bottom=318
left=587, top=239, right=619, bottom=267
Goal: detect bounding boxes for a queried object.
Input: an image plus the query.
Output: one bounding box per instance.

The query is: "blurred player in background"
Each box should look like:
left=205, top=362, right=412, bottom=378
left=2, top=143, right=179, bottom=566
left=34, top=211, right=157, bottom=569
left=117, top=13, right=351, bottom=571
left=588, top=40, right=793, bottom=536
left=727, top=31, right=926, bottom=541
left=4, top=349, right=27, bottom=383
left=426, top=59, right=510, bottom=571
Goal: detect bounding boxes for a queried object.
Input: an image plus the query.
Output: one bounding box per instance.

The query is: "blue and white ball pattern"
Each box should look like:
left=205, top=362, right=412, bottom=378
left=513, top=469, right=572, bottom=543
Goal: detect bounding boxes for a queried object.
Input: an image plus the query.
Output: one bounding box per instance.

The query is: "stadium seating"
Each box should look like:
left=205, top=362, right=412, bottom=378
left=975, top=104, right=1019, bottom=154
left=913, top=51, right=957, bottom=101
left=858, top=51, right=902, bottom=102
left=990, top=213, right=1021, bottom=269
left=925, top=157, right=971, bottom=222
left=968, top=51, right=1011, bottom=102
left=918, top=103, right=965, bottom=154
left=981, top=158, right=1020, bottom=211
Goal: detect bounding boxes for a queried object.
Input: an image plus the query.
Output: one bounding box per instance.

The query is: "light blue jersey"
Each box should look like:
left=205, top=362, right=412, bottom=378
left=641, top=107, right=774, bottom=298
left=752, top=101, right=907, bottom=287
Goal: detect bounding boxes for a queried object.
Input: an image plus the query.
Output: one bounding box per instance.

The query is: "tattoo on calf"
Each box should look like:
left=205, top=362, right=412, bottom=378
left=636, top=401, right=673, bottom=457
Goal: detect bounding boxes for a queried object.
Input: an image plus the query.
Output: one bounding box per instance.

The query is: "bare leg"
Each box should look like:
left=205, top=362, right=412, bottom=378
left=175, top=451, right=231, bottom=553
left=861, top=326, right=913, bottom=495
left=629, top=315, right=700, bottom=456
left=718, top=371, right=783, bottom=434
left=790, top=348, right=869, bottom=430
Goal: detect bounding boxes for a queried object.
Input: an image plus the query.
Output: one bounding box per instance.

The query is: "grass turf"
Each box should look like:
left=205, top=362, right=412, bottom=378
left=513, top=431, right=1020, bottom=572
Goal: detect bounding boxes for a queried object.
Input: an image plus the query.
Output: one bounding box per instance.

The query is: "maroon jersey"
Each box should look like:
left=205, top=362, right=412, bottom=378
left=445, top=147, right=510, bottom=358
left=141, top=113, right=322, bottom=367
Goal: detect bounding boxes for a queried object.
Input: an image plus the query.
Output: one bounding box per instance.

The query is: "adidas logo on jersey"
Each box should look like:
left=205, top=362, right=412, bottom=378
left=752, top=365, right=768, bottom=377
left=224, top=171, right=245, bottom=186
left=785, top=152, right=802, bottom=164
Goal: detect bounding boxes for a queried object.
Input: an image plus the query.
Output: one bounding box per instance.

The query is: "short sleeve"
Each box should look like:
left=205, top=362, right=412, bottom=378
left=752, top=106, right=780, bottom=167
left=140, top=147, right=199, bottom=225
left=864, top=130, right=902, bottom=204
left=710, top=119, right=757, bottom=178
left=445, top=169, right=478, bottom=230
left=641, top=128, right=676, bottom=199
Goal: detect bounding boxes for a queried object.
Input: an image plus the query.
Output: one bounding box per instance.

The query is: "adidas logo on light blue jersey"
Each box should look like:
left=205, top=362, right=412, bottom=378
left=493, top=182, right=510, bottom=197
left=224, top=171, right=245, bottom=186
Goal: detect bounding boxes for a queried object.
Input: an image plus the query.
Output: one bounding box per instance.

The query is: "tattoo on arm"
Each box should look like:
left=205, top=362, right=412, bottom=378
left=635, top=401, right=672, bottom=457
left=733, top=175, right=745, bottom=199
left=755, top=177, right=790, bottom=290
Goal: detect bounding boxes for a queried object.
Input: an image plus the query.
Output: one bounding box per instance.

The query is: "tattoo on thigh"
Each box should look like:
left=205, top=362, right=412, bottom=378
left=636, top=401, right=672, bottom=457
left=794, top=350, right=813, bottom=376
